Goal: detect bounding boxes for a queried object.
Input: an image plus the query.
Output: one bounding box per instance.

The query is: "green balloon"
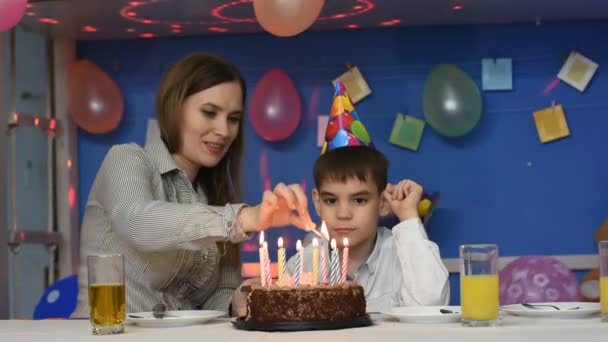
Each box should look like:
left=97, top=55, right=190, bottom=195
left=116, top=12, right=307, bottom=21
left=423, top=64, right=482, bottom=137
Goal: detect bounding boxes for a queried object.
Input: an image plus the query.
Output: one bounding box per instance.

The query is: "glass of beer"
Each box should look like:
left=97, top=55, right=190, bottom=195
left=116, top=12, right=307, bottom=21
left=600, top=241, right=608, bottom=322
left=460, top=244, right=499, bottom=327
left=88, top=254, right=126, bottom=335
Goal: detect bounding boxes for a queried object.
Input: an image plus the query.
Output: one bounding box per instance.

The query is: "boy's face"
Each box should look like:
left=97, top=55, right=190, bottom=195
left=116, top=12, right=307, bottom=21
left=312, top=176, right=389, bottom=250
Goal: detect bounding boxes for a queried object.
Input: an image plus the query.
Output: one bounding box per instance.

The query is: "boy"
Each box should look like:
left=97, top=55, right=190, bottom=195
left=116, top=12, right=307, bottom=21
left=285, top=83, right=449, bottom=312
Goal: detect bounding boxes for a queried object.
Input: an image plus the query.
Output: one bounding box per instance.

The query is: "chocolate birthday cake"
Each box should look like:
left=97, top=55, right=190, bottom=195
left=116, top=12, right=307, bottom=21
left=245, top=282, right=366, bottom=323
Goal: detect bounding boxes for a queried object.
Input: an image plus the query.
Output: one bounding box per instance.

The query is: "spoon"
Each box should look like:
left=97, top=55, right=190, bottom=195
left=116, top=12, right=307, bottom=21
left=522, top=303, right=580, bottom=311
left=440, top=309, right=460, bottom=314
left=128, top=314, right=145, bottom=318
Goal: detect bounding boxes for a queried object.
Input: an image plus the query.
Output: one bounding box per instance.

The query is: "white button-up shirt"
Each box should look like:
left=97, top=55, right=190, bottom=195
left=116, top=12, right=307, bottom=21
left=286, top=218, right=450, bottom=312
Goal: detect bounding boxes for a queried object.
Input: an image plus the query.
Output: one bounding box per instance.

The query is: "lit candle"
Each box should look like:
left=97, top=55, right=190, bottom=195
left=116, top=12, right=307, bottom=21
left=312, top=238, right=319, bottom=285
left=341, top=238, right=349, bottom=283
left=320, top=222, right=329, bottom=283
left=259, top=231, right=267, bottom=287
left=259, top=231, right=266, bottom=286
left=329, top=238, right=340, bottom=285
left=263, top=241, right=272, bottom=287
left=277, top=237, right=286, bottom=286
left=295, top=240, right=303, bottom=287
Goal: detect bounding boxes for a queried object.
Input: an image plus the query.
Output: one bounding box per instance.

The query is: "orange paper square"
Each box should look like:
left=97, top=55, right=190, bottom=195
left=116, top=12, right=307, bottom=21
left=533, top=104, right=570, bottom=143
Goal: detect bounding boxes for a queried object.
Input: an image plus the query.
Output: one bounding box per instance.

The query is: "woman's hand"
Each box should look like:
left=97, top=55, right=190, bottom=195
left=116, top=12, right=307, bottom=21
left=238, top=182, right=314, bottom=232
left=231, top=278, right=261, bottom=317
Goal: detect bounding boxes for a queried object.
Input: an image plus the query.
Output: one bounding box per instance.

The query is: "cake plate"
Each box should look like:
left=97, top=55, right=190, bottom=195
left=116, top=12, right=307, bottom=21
left=232, top=315, right=373, bottom=332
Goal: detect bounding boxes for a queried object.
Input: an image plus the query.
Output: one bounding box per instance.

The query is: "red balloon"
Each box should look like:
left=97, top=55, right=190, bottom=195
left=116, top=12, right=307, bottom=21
left=249, top=69, right=301, bottom=142
left=68, top=60, right=124, bottom=134
left=0, top=0, right=27, bottom=32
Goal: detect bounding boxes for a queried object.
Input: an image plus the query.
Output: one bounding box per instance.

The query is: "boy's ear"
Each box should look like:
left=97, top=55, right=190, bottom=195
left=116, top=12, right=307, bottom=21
left=311, top=188, right=321, bottom=217
left=379, top=192, right=392, bottom=217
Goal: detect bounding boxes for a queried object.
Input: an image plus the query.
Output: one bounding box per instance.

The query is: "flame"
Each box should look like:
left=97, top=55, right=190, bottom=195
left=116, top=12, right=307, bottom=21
left=278, top=237, right=284, bottom=248
left=343, top=237, right=349, bottom=248
left=331, top=238, right=337, bottom=250
left=320, top=221, right=330, bottom=240
left=312, top=238, right=318, bottom=248
left=259, top=231, right=265, bottom=246
left=296, top=240, right=303, bottom=251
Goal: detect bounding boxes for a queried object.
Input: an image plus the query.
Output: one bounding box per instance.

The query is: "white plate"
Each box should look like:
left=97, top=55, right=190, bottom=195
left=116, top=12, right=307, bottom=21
left=126, top=310, right=226, bottom=327
left=383, top=306, right=461, bottom=324
left=501, top=302, right=600, bottom=319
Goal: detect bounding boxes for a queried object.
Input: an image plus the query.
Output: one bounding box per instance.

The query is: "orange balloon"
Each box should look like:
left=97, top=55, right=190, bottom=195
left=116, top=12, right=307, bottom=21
left=68, top=60, right=123, bottom=134
left=253, top=0, right=325, bottom=37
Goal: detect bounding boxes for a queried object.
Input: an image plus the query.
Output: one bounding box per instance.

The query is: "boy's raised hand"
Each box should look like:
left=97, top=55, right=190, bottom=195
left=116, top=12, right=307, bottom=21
left=384, top=179, right=423, bottom=221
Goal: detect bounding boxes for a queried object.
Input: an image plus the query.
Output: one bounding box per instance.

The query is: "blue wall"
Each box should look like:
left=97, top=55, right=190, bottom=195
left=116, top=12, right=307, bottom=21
left=77, top=21, right=608, bottom=304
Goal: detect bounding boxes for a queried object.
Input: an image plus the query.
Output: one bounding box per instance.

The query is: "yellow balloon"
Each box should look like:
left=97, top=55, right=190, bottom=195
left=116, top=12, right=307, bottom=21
left=418, top=199, right=432, bottom=216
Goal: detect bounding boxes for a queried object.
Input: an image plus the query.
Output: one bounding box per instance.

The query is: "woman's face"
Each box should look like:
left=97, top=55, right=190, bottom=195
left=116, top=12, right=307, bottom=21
left=174, top=81, right=243, bottom=172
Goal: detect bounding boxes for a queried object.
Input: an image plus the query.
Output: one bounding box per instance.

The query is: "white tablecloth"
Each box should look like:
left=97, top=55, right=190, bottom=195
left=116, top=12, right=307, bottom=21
left=1, top=315, right=606, bottom=342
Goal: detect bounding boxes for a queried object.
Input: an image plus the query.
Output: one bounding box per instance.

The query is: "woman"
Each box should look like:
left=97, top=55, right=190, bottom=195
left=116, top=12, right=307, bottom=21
left=73, top=53, right=313, bottom=317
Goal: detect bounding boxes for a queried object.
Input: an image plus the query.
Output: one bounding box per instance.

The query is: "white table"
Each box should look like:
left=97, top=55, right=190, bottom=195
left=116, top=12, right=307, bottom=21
left=1, top=315, right=606, bottom=342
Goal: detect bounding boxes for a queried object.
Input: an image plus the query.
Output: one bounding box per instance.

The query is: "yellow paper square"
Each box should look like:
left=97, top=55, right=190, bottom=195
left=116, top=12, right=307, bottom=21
left=332, top=66, right=371, bottom=103
left=567, top=59, right=588, bottom=83
left=343, top=72, right=362, bottom=95
left=557, top=51, right=599, bottom=92
left=533, top=104, right=570, bottom=143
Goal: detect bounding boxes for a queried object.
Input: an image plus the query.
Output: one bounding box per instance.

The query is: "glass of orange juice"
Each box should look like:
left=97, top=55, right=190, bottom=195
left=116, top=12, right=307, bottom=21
left=88, top=254, right=126, bottom=335
left=460, top=244, right=499, bottom=327
left=600, top=241, right=608, bottom=322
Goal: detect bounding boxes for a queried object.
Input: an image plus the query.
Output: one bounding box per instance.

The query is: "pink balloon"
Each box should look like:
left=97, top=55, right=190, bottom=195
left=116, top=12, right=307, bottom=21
left=0, top=0, right=27, bottom=32
left=68, top=60, right=124, bottom=134
left=249, top=69, right=301, bottom=142
left=499, top=256, right=581, bottom=305
left=253, top=0, right=325, bottom=37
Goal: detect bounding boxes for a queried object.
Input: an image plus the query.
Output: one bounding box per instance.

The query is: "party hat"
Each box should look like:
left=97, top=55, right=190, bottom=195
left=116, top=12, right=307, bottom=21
left=321, top=81, right=373, bottom=154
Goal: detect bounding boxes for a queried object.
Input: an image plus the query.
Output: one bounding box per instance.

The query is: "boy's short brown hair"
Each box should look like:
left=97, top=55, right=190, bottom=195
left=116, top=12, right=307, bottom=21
left=313, top=146, right=388, bottom=194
